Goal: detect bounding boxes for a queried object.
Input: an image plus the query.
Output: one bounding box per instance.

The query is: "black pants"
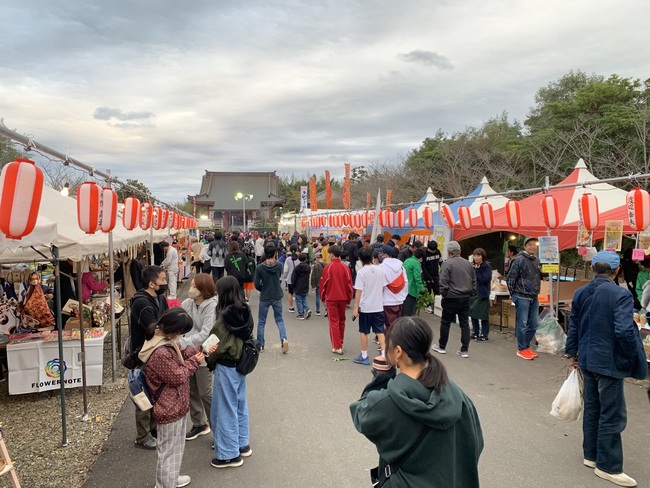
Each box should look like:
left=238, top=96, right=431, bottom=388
left=439, top=296, right=471, bottom=352
left=211, top=266, right=224, bottom=283
left=402, top=295, right=417, bottom=317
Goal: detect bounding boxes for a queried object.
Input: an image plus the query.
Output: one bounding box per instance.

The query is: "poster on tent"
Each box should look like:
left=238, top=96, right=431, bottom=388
left=604, top=220, right=623, bottom=251
left=538, top=236, right=559, bottom=264
left=433, top=225, right=451, bottom=260
left=637, top=231, right=650, bottom=253
left=576, top=222, right=592, bottom=248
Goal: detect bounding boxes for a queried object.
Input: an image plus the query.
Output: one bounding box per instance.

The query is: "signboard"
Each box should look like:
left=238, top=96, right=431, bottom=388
left=542, top=264, right=559, bottom=273
left=576, top=222, right=592, bottom=247
left=7, top=335, right=105, bottom=395
left=300, top=186, right=308, bottom=212
left=604, top=220, right=623, bottom=251
left=433, top=225, right=451, bottom=260
left=538, top=235, right=559, bottom=264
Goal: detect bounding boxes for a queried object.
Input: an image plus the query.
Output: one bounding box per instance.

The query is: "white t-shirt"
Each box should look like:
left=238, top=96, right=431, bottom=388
left=354, top=264, right=387, bottom=313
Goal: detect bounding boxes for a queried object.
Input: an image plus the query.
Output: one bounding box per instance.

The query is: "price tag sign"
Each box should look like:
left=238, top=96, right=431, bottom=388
left=632, top=248, right=645, bottom=261
left=542, top=264, right=559, bottom=273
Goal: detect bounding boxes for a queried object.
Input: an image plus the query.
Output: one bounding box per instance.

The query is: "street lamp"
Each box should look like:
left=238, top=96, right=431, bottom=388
left=234, top=192, right=253, bottom=232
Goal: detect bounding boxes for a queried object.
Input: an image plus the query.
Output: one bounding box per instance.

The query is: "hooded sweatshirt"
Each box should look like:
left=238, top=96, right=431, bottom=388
left=208, top=239, right=228, bottom=268
left=130, top=290, right=169, bottom=352
left=179, top=296, right=219, bottom=349
left=254, top=261, right=284, bottom=301
left=380, top=258, right=409, bottom=306
left=205, top=304, right=254, bottom=370
left=139, top=334, right=201, bottom=424
left=291, top=261, right=311, bottom=296
left=350, top=371, right=484, bottom=488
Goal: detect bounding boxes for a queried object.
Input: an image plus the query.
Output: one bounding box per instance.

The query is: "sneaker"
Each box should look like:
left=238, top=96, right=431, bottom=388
left=584, top=459, right=596, bottom=469
left=431, top=344, right=446, bottom=354
left=305, top=310, right=312, bottom=319
left=281, top=339, right=289, bottom=354
left=239, top=445, right=253, bottom=457
left=315, top=311, right=321, bottom=316
left=470, top=333, right=477, bottom=340
left=134, top=436, right=156, bottom=450
left=456, top=350, right=469, bottom=358
left=372, top=336, right=379, bottom=345
left=594, top=468, right=637, bottom=487
left=477, top=336, right=489, bottom=342
left=186, top=424, right=210, bottom=441
left=259, top=345, right=264, bottom=352
left=332, top=348, right=343, bottom=355
left=324, top=311, right=328, bottom=317
left=296, top=315, right=305, bottom=320
left=176, top=475, right=192, bottom=487
left=288, top=307, right=295, bottom=313
left=425, top=306, right=434, bottom=314
left=353, top=354, right=371, bottom=365
left=517, top=349, right=534, bottom=360
left=529, top=349, right=539, bottom=358
left=211, top=457, right=244, bottom=468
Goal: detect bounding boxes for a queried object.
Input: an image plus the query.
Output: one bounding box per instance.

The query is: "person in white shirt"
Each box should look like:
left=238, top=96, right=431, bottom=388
left=160, top=241, right=179, bottom=299
left=378, top=245, right=409, bottom=329
left=351, top=248, right=388, bottom=365
left=254, top=234, right=265, bottom=264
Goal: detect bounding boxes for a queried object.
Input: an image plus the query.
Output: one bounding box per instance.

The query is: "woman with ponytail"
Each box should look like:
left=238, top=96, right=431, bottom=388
left=350, top=316, right=484, bottom=487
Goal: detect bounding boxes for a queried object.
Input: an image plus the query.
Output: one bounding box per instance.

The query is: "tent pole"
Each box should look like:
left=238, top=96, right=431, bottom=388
left=52, top=247, right=68, bottom=446
left=77, top=261, right=89, bottom=420
left=108, top=233, right=117, bottom=382
left=150, top=227, right=154, bottom=265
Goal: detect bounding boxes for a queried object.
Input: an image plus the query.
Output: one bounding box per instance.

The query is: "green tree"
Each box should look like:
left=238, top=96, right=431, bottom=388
left=0, top=136, right=24, bottom=168
left=116, top=179, right=151, bottom=202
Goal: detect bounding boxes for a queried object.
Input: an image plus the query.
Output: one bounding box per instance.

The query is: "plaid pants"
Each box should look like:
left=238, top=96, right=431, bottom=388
left=156, top=417, right=187, bottom=488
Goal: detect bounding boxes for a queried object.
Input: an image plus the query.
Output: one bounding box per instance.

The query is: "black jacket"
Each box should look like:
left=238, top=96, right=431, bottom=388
left=291, top=262, right=311, bottom=296
left=130, top=290, right=169, bottom=351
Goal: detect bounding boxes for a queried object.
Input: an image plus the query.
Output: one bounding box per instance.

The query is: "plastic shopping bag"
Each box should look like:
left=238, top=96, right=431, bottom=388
left=535, top=315, right=567, bottom=356
left=550, top=369, right=583, bottom=421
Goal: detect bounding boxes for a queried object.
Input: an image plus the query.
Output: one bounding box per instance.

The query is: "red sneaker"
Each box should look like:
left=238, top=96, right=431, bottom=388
left=529, top=349, right=539, bottom=358
left=517, top=349, right=534, bottom=360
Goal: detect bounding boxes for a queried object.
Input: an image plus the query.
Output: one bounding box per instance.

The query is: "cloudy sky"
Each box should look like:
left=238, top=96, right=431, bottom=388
left=1, top=0, right=648, bottom=204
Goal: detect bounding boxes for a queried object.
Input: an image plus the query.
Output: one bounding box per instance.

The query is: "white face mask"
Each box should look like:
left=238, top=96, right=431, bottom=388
left=188, top=286, right=201, bottom=299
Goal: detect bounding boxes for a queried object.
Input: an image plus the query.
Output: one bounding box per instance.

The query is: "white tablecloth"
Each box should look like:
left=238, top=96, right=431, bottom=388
left=7, top=333, right=106, bottom=395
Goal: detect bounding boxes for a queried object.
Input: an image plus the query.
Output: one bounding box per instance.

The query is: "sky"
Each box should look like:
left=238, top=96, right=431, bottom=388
left=1, top=0, right=649, bottom=204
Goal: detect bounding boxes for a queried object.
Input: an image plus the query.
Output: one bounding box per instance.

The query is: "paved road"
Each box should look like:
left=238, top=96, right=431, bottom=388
left=85, top=284, right=650, bottom=488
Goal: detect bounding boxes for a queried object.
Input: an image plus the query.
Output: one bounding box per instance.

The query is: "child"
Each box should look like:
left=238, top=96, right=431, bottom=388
left=139, top=308, right=208, bottom=488
left=291, top=253, right=312, bottom=320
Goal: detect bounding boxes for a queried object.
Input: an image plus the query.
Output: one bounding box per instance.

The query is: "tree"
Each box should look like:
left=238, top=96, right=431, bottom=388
left=116, top=179, right=151, bottom=202
left=0, top=136, right=25, bottom=169
left=350, top=165, right=369, bottom=184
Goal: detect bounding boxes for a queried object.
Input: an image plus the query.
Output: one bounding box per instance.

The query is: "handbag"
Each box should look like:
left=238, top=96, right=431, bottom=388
left=121, top=335, right=141, bottom=370
left=235, top=337, right=261, bottom=376
left=370, top=427, right=430, bottom=487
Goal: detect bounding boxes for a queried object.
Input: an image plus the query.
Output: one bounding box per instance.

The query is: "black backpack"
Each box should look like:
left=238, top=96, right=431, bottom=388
left=236, top=337, right=261, bottom=375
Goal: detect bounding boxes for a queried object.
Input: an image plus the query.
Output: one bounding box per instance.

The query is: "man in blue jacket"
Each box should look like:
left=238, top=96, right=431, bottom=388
left=566, top=250, right=647, bottom=487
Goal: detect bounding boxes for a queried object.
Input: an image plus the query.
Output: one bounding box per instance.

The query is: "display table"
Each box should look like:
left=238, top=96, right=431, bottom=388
left=6, top=333, right=107, bottom=395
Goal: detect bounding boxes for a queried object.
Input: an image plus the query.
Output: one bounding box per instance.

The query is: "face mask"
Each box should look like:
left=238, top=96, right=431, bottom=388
left=155, top=284, right=168, bottom=296
left=30, top=280, right=39, bottom=286
left=188, top=287, right=201, bottom=299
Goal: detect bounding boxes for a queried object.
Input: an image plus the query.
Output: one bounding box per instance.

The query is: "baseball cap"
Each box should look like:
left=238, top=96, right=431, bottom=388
left=523, top=237, right=538, bottom=246
left=447, top=241, right=461, bottom=253
left=592, top=250, right=620, bottom=268
left=379, top=244, right=398, bottom=258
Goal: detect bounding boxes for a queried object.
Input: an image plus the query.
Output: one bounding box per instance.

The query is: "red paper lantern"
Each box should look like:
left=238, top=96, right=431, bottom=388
left=335, top=214, right=343, bottom=227
left=626, top=188, right=650, bottom=232
left=350, top=213, right=359, bottom=228
left=505, top=200, right=521, bottom=229
left=458, top=206, right=471, bottom=230
left=361, top=212, right=369, bottom=228
left=441, top=205, right=454, bottom=227
left=396, top=210, right=406, bottom=229
left=300, top=217, right=306, bottom=228
left=386, top=211, right=395, bottom=229
left=160, top=208, right=170, bottom=228
left=408, top=208, right=418, bottom=227
left=579, top=193, right=599, bottom=231
left=99, top=188, right=118, bottom=233
left=77, top=182, right=101, bottom=234
left=122, top=197, right=140, bottom=230
left=342, top=213, right=350, bottom=226
left=0, top=158, right=44, bottom=240
left=423, top=207, right=434, bottom=229
left=542, top=195, right=559, bottom=229
left=310, top=217, right=316, bottom=227
left=480, top=202, right=494, bottom=230
left=140, top=202, right=153, bottom=230
left=151, top=206, right=162, bottom=230
left=379, top=210, right=387, bottom=227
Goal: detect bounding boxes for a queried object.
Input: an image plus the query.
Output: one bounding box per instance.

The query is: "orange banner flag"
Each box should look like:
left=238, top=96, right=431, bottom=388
left=309, top=177, right=318, bottom=211
left=386, top=189, right=393, bottom=207
left=366, top=192, right=371, bottom=210
left=343, top=163, right=351, bottom=209
left=325, top=170, right=332, bottom=208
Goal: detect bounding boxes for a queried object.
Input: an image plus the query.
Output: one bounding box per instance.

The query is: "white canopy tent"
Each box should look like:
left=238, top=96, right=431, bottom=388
left=0, top=214, right=58, bottom=257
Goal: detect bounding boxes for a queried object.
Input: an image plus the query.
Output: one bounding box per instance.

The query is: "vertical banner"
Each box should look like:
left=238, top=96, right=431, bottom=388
left=325, top=170, right=332, bottom=208
left=386, top=189, right=393, bottom=207
left=300, top=186, right=308, bottom=212
left=343, top=163, right=351, bottom=209
left=366, top=192, right=371, bottom=210
left=604, top=220, right=623, bottom=251
left=309, top=177, right=318, bottom=211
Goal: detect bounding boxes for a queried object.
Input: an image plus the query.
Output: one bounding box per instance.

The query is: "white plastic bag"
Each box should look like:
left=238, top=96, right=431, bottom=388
left=550, top=369, right=583, bottom=421
left=535, top=315, right=567, bottom=356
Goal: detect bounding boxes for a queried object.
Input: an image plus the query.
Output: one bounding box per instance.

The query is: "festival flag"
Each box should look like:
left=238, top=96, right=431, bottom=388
left=366, top=192, right=371, bottom=210
left=300, top=186, right=308, bottom=212
left=370, top=189, right=382, bottom=244
left=325, top=170, right=332, bottom=208
left=309, top=177, right=318, bottom=211
left=343, top=163, right=351, bottom=209
left=386, top=189, right=393, bottom=207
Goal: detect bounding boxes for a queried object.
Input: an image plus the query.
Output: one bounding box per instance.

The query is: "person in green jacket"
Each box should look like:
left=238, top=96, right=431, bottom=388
left=402, top=249, right=426, bottom=316
left=350, top=316, right=483, bottom=488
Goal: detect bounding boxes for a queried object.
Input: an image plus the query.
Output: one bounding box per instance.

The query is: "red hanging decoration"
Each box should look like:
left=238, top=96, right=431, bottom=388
left=361, top=212, right=369, bottom=228
left=423, top=207, right=434, bottom=229
left=77, top=182, right=101, bottom=234
left=626, top=188, right=650, bottom=232
left=396, top=210, right=406, bottom=229
left=386, top=211, right=395, bottom=229
left=100, top=188, right=118, bottom=233
left=0, top=158, right=44, bottom=240
left=542, top=195, right=559, bottom=229
left=408, top=208, right=418, bottom=227
left=480, top=202, right=494, bottom=230
left=379, top=210, right=387, bottom=227
left=342, top=213, right=350, bottom=226
left=579, top=193, right=599, bottom=231
left=140, top=202, right=153, bottom=230
left=441, top=205, right=454, bottom=227
left=152, top=206, right=163, bottom=230
left=122, top=197, right=140, bottom=230
left=505, top=200, right=521, bottom=229
left=458, top=206, right=472, bottom=230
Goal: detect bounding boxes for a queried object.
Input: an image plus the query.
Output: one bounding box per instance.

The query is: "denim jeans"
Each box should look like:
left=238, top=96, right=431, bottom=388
left=512, top=295, right=539, bottom=350
left=582, top=369, right=627, bottom=474
left=295, top=294, right=309, bottom=317
left=256, top=299, right=287, bottom=348
left=211, top=364, right=249, bottom=460
left=313, top=286, right=321, bottom=313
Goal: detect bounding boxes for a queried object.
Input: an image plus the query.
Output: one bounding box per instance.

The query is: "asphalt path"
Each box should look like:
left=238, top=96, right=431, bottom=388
left=85, top=282, right=650, bottom=488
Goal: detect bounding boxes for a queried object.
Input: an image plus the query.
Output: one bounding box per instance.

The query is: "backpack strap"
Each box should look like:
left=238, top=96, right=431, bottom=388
left=375, top=427, right=430, bottom=487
